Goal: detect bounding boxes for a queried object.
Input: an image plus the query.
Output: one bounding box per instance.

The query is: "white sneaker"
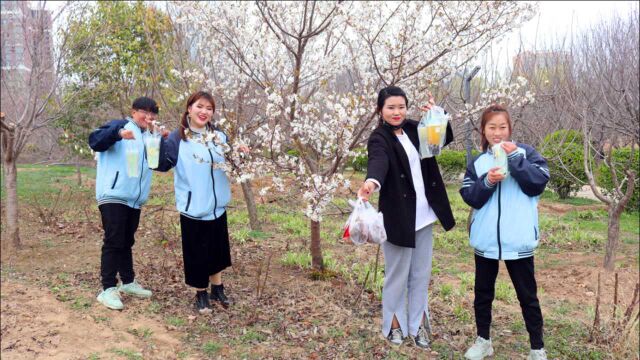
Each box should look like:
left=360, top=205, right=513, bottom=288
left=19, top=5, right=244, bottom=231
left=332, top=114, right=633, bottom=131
left=464, top=336, right=494, bottom=360
left=97, top=287, right=124, bottom=310
left=527, top=349, right=547, bottom=360
left=118, top=280, right=152, bottom=298
left=387, top=328, right=403, bottom=346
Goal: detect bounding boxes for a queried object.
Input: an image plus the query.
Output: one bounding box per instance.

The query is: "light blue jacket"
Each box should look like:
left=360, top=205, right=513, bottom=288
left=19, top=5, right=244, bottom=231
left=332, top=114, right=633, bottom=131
left=88, top=118, right=153, bottom=209
left=156, top=129, right=231, bottom=220
left=460, top=143, right=550, bottom=260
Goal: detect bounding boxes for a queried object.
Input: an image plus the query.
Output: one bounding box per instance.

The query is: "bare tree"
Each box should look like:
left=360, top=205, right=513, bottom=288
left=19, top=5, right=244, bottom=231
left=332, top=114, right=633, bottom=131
left=1, top=2, right=95, bottom=249
left=558, top=9, right=639, bottom=270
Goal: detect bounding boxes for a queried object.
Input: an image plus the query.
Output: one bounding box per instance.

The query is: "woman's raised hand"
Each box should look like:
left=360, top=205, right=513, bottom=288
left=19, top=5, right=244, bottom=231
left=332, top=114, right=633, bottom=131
left=357, top=180, right=377, bottom=202
left=419, top=91, right=436, bottom=112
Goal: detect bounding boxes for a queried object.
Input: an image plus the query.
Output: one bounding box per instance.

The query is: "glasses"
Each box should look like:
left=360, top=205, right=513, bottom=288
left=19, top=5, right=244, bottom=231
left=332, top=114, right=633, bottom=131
left=136, top=109, right=158, bottom=120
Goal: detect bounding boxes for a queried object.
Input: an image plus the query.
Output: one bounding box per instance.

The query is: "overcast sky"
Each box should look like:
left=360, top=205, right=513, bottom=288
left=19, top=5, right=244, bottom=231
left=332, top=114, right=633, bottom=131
left=479, top=1, right=637, bottom=77
left=44, top=1, right=637, bottom=78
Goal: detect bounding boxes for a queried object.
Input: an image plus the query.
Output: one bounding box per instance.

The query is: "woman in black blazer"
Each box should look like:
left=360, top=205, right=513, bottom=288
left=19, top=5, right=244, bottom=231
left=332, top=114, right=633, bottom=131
left=358, top=86, right=455, bottom=349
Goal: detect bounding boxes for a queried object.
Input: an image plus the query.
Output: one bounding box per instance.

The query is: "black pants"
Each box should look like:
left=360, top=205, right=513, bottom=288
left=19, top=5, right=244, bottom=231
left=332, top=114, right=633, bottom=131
left=180, top=213, right=231, bottom=289
left=474, top=255, right=544, bottom=350
left=99, top=203, right=140, bottom=290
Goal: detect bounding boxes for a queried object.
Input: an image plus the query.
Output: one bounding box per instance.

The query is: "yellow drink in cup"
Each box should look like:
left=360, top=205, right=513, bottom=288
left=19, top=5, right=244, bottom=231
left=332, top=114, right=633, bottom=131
left=427, top=124, right=441, bottom=145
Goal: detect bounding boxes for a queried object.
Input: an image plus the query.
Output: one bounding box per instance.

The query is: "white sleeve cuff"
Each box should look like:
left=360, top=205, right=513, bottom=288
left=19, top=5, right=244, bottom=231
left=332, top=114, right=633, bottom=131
left=365, top=178, right=381, bottom=192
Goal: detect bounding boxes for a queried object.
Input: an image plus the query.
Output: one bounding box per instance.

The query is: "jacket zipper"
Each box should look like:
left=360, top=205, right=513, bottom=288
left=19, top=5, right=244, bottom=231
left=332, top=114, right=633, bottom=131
left=497, top=183, right=502, bottom=260
left=208, top=148, right=218, bottom=219
left=111, top=171, right=119, bottom=189
left=185, top=191, right=192, bottom=212
left=133, top=139, right=145, bottom=208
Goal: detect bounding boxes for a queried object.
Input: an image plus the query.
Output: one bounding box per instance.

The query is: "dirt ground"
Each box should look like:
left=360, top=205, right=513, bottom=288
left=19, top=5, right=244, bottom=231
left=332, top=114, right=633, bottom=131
left=1, top=175, right=638, bottom=359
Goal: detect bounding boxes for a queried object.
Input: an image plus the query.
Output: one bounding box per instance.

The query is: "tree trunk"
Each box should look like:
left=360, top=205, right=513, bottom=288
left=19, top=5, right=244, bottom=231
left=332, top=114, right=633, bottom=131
left=2, top=158, right=21, bottom=249
left=603, top=204, right=623, bottom=271
left=310, top=220, right=324, bottom=271
left=240, top=180, right=260, bottom=231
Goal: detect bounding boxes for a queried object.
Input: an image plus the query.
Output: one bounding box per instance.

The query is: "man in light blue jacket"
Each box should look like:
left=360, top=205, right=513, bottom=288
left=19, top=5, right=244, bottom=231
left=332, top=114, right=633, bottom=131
left=88, top=97, right=158, bottom=310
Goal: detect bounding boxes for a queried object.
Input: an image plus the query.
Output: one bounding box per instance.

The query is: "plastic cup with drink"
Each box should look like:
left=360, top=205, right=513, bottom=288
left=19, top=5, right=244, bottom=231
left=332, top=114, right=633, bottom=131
left=418, top=105, right=449, bottom=158
left=144, top=130, right=161, bottom=169
left=492, top=142, right=509, bottom=177
left=125, top=139, right=140, bottom=178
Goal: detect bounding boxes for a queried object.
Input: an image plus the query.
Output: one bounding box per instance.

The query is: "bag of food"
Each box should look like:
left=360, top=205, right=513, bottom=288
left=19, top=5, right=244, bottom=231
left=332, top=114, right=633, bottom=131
left=342, top=198, right=387, bottom=245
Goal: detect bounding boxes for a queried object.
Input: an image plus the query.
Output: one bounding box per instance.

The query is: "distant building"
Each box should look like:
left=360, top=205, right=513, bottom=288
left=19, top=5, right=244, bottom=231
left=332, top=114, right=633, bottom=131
left=1, top=0, right=54, bottom=88
left=1, top=0, right=58, bottom=163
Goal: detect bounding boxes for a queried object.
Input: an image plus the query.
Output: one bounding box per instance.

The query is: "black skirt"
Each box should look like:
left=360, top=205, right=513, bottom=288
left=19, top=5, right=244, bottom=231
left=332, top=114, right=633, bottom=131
left=180, top=212, right=231, bottom=289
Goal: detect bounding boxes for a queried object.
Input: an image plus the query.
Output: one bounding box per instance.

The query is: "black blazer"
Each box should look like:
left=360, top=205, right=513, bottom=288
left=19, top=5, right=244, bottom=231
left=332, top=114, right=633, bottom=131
left=366, top=119, right=455, bottom=248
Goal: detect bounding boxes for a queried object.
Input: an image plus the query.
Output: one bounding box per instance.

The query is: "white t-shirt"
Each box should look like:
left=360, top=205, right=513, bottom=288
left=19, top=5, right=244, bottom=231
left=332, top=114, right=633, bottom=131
left=396, top=132, right=438, bottom=230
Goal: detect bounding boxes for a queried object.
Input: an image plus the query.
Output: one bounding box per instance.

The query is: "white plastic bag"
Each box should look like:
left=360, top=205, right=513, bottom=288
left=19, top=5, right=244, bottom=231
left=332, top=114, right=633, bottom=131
left=342, top=198, right=387, bottom=245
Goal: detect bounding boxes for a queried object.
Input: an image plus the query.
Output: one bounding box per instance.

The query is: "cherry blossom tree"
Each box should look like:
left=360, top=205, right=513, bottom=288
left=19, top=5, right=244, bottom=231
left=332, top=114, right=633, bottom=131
left=174, top=1, right=536, bottom=271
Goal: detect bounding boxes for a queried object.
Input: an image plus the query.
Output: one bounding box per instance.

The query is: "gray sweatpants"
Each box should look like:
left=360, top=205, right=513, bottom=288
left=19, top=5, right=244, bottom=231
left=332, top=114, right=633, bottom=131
left=381, top=224, right=434, bottom=338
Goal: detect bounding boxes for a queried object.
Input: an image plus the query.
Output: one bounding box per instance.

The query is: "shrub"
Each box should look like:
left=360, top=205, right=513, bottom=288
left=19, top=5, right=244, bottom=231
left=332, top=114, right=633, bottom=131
left=437, top=149, right=480, bottom=183
left=541, top=130, right=587, bottom=199
left=438, top=150, right=467, bottom=182
left=596, top=147, right=639, bottom=212
left=349, top=147, right=368, bottom=172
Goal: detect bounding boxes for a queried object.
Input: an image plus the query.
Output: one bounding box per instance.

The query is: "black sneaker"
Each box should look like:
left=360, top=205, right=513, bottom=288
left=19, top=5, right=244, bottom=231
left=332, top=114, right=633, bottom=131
left=195, top=290, right=212, bottom=314
left=210, top=284, right=231, bottom=308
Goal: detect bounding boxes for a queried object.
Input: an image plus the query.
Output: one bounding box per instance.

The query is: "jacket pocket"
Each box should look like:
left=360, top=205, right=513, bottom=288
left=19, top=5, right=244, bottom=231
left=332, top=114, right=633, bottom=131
left=111, top=171, right=120, bottom=190
left=534, top=226, right=538, bottom=240
left=185, top=191, right=192, bottom=212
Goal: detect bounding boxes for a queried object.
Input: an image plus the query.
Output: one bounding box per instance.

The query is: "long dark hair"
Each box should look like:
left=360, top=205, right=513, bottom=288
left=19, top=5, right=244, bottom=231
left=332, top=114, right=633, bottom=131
left=376, top=86, right=409, bottom=126
left=180, top=91, right=216, bottom=140
left=479, top=104, right=512, bottom=151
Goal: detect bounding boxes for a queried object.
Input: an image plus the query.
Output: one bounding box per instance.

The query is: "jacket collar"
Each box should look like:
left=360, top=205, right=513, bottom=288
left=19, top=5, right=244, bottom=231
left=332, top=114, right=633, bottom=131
left=377, top=120, right=420, bottom=189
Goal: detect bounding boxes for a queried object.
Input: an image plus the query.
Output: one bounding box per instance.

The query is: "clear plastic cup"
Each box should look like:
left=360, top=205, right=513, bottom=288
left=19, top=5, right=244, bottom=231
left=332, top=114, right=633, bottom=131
left=492, top=142, right=509, bottom=176
left=145, top=133, right=161, bottom=169
left=125, top=141, right=140, bottom=178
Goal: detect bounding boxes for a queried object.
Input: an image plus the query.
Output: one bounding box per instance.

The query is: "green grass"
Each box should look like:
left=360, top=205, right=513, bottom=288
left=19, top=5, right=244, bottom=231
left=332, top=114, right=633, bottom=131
left=109, top=348, right=143, bottom=360
left=127, top=327, right=153, bottom=340
left=166, top=316, right=186, bottom=327
left=540, top=190, right=600, bottom=205
left=0, top=164, right=95, bottom=203
left=438, top=283, right=453, bottom=299
left=70, top=296, right=92, bottom=310
left=495, top=280, right=516, bottom=303
left=280, top=251, right=312, bottom=268
left=201, top=341, right=222, bottom=356
left=239, top=328, right=266, bottom=344
left=146, top=301, right=162, bottom=314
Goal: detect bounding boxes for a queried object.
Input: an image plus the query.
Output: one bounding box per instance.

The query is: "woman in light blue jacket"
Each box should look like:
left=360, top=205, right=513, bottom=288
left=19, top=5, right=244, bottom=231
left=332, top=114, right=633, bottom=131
left=157, top=91, right=240, bottom=314
left=460, top=104, right=550, bottom=360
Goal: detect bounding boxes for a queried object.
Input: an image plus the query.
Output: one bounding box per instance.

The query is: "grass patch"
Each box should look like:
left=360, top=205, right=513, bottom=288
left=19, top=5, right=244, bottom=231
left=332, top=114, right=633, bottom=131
left=127, top=327, right=153, bottom=340
left=495, top=280, right=516, bottom=303
left=280, top=251, right=312, bottom=268
left=540, top=190, right=600, bottom=206
left=239, top=328, right=266, bottom=344
left=201, top=341, right=222, bottom=356
left=166, top=316, right=186, bottom=327
left=0, top=164, right=95, bottom=203
left=70, top=296, right=92, bottom=310
left=109, top=348, right=143, bottom=360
